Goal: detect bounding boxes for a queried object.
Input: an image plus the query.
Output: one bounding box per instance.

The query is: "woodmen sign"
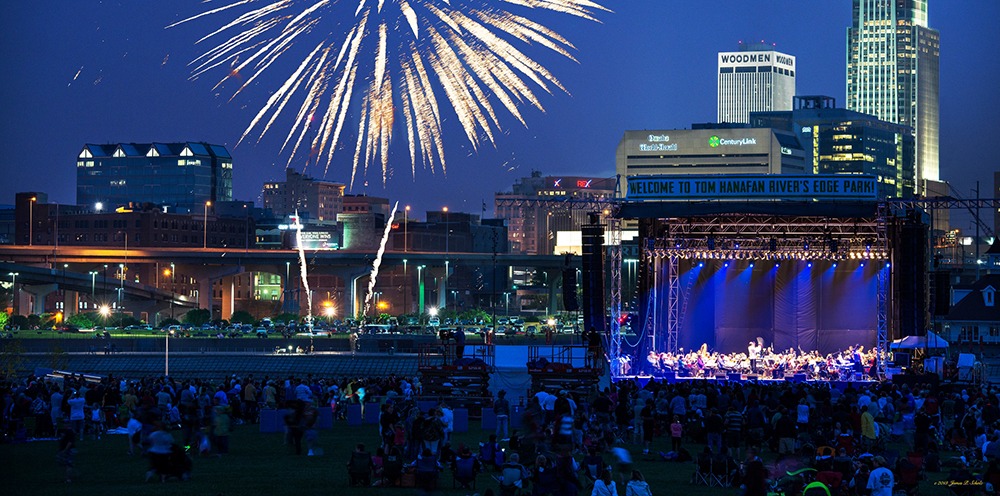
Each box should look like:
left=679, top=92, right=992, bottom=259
left=626, top=174, right=878, bottom=201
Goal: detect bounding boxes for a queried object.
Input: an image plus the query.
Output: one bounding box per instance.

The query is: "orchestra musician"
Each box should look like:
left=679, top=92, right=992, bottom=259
left=748, top=340, right=760, bottom=373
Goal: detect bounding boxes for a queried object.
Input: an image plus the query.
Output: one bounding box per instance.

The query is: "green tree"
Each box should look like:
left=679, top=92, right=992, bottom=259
left=183, top=309, right=211, bottom=326
left=26, top=314, right=41, bottom=329
left=0, top=311, right=7, bottom=329
left=67, top=313, right=95, bottom=329
left=230, top=310, right=255, bottom=325
left=159, top=318, right=180, bottom=328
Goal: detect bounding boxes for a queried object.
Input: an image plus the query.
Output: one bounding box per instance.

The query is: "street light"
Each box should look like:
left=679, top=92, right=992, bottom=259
left=503, top=291, right=511, bottom=320
left=169, top=263, right=175, bottom=320
left=27, top=196, right=36, bottom=246
left=404, top=205, right=410, bottom=253
left=450, top=290, right=458, bottom=313
left=203, top=201, right=212, bottom=249
left=89, top=271, right=98, bottom=301
left=7, top=272, right=18, bottom=315
left=403, top=259, right=408, bottom=315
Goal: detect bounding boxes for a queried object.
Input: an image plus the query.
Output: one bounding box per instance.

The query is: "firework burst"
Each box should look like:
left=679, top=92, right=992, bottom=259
left=169, top=0, right=608, bottom=186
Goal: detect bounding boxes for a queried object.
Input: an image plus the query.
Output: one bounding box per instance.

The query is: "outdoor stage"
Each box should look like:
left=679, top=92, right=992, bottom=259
left=606, top=197, right=921, bottom=381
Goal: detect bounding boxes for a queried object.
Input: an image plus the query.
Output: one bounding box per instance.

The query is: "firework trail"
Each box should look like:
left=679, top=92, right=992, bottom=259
left=293, top=210, right=313, bottom=323
left=363, top=201, right=398, bottom=318
left=169, top=0, right=608, bottom=186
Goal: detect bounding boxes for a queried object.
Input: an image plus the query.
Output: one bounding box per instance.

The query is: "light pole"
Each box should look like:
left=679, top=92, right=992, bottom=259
left=450, top=290, right=458, bottom=313
left=169, top=263, right=175, bottom=320
left=27, top=196, right=36, bottom=246
left=89, top=271, right=98, bottom=302
left=417, top=265, right=425, bottom=316
left=504, top=291, right=510, bottom=321
left=403, top=205, right=410, bottom=252
left=8, top=272, right=18, bottom=316
left=403, top=259, right=408, bottom=315
left=203, top=201, right=212, bottom=249
left=118, top=264, right=125, bottom=311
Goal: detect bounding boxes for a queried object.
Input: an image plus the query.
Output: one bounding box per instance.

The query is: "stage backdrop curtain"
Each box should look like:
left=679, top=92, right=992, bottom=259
left=666, top=260, right=877, bottom=358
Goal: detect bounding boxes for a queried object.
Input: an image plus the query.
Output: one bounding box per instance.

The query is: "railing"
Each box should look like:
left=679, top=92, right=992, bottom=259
left=527, top=344, right=593, bottom=369
left=417, top=343, right=494, bottom=369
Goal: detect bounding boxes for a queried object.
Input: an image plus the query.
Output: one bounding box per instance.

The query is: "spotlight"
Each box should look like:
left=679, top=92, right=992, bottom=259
left=724, top=262, right=730, bottom=268
left=749, top=263, right=755, bottom=268
left=807, top=262, right=813, bottom=268
left=698, top=262, right=704, bottom=268
left=860, top=262, right=865, bottom=268
left=833, top=262, right=838, bottom=268
left=885, top=262, right=891, bottom=268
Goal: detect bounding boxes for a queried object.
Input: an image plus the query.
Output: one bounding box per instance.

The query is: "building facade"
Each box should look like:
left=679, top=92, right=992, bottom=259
left=750, top=95, right=915, bottom=198
left=718, top=42, right=796, bottom=124
left=262, top=168, right=345, bottom=224
left=77, top=142, right=233, bottom=213
left=847, top=0, right=939, bottom=192
left=615, top=127, right=806, bottom=198
left=494, top=172, right=616, bottom=255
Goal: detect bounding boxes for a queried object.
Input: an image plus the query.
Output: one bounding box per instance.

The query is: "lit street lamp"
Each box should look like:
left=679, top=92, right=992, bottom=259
left=203, top=201, right=212, bottom=249
left=89, top=271, right=98, bottom=301
left=403, top=205, right=410, bottom=253
left=27, top=196, right=36, bottom=246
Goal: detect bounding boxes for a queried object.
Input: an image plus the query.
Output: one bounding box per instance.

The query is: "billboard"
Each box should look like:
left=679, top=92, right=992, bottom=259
left=626, top=174, right=878, bottom=201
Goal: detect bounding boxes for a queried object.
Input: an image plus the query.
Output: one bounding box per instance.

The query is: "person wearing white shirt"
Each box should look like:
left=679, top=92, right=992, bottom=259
left=867, top=456, right=894, bottom=496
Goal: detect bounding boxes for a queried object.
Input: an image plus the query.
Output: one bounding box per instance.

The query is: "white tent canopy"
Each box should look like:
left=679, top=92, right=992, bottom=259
left=890, top=331, right=949, bottom=349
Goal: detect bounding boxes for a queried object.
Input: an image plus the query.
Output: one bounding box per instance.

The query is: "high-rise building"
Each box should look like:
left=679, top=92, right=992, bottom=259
left=847, top=0, right=939, bottom=192
left=262, top=168, right=345, bottom=224
left=717, top=42, right=796, bottom=124
left=76, top=142, right=233, bottom=213
left=751, top=95, right=916, bottom=199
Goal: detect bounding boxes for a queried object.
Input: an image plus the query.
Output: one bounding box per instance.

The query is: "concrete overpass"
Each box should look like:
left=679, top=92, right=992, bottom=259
left=0, top=245, right=582, bottom=321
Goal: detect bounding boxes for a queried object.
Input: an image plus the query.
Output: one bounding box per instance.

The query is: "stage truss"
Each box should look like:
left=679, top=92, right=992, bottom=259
left=630, top=211, right=891, bottom=379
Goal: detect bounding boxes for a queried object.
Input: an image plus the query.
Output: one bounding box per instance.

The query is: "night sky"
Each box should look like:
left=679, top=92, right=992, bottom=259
left=2, top=1, right=999, bottom=227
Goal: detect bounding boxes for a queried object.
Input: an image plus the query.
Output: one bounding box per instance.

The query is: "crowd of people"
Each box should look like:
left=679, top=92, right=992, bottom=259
left=3, top=369, right=1000, bottom=495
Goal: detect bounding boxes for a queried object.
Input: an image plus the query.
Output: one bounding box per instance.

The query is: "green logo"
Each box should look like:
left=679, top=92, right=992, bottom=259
left=708, top=135, right=720, bottom=148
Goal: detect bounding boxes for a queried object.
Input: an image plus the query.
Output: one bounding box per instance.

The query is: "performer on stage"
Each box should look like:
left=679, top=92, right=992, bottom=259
left=748, top=341, right=760, bottom=373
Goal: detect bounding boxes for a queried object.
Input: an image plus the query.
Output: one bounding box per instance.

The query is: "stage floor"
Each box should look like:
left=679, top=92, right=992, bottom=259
left=617, top=374, right=879, bottom=390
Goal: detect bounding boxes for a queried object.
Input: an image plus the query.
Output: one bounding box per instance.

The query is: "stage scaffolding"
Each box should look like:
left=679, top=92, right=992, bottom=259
left=636, top=210, right=891, bottom=376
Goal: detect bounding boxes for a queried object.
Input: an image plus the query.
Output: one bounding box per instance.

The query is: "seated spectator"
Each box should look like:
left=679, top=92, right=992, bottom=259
left=452, top=445, right=481, bottom=489
left=413, top=448, right=442, bottom=491
left=499, top=453, right=528, bottom=496
left=347, top=443, right=374, bottom=486
left=382, top=446, right=405, bottom=487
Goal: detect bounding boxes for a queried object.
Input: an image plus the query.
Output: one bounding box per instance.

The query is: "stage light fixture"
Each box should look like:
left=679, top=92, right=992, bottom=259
left=833, top=262, right=838, bottom=268
left=724, top=262, right=730, bottom=268
left=807, top=262, right=813, bottom=268
left=860, top=262, right=865, bottom=267
left=749, top=262, right=755, bottom=268
left=885, top=262, right=890, bottom=268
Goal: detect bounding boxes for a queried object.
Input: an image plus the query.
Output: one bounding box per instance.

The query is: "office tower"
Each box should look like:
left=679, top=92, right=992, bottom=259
left=847, top=0, right=939, bottom=192
left=717, top=42, right=796, bottom=124
left=77, top=142, right=233, bottom=213
left=262, top=168, right=345, bottom=223
left=752, top=95, right=916, bottom=199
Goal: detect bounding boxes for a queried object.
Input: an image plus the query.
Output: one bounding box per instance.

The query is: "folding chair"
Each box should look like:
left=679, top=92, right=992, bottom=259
left=692, top=453, right=715, bottom=486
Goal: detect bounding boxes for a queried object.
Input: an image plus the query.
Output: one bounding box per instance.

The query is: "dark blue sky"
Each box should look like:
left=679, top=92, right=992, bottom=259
left=2, top=1, right=998, bottom=227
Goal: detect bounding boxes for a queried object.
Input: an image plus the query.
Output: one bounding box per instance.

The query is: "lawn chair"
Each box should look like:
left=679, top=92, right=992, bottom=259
left=347, top=450, right=373, bottom=487
left=452, top=455, right=479, bottom=489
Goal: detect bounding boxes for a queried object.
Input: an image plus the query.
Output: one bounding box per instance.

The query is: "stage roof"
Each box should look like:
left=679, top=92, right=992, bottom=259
left=617, top=200, right=880, bottom=219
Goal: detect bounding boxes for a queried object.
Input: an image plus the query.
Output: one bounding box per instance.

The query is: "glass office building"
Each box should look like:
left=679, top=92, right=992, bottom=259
left=751, top=96, right=915, bottom=199
left=77, top=142, right=233, bottom=213
left=847, top=0, right=939, bottom=192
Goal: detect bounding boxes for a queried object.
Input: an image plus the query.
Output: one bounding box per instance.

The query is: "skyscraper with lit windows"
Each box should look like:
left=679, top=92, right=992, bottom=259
left=717, top=42, right=796, bottom=124
left=847, top=0, right=939, bottom=193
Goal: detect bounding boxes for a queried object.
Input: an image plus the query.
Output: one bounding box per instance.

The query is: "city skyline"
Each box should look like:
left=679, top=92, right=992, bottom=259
left=2, top=1, right=999, bottom=223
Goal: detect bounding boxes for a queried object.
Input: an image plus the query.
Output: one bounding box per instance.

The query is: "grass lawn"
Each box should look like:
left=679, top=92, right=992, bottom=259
left=1, top=419, right=958, bottom=496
